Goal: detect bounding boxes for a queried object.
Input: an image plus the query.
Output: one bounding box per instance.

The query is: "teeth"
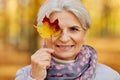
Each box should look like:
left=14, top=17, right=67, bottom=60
left=57, top=45, right=73, bottom=47
left=56, top=45, right=74, bottom=51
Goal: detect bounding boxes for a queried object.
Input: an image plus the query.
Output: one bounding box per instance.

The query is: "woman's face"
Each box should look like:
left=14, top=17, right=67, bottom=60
left=46, top=11, right=87, bottom=60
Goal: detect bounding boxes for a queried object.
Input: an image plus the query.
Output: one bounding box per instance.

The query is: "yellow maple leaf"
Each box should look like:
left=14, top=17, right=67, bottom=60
left=34, top=16, right=61, bottom=38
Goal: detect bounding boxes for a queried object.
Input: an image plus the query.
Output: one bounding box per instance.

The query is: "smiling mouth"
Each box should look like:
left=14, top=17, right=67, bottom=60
left=56, top=45, right=74, bottom=51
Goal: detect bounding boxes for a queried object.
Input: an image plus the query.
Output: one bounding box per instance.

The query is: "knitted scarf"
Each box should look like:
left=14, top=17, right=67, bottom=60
left=46, top=45, right=97, bottom=80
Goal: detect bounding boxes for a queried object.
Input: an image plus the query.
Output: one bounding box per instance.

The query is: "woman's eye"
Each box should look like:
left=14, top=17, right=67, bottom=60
left=70, top=27, right=79, bottom=32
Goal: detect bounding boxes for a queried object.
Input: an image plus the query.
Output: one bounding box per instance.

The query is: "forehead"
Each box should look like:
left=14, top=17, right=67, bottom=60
left=49, top=11, right=81, bottom=26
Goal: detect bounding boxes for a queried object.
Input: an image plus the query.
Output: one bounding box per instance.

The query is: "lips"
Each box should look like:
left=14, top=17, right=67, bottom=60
left=56, top=45, right=74, bottom=51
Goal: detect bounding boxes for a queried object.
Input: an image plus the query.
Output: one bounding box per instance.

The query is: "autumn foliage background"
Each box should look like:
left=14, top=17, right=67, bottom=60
left=0, top=0, right=120, bottom=80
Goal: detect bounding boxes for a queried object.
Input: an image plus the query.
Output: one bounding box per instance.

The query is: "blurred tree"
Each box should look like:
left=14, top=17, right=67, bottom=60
left=0, top=0, right=8, bottom=44
left=100, top=0, right=112, bottom=37
left=28, top=0, right=46, bottom=54
left=16, top=0, right=45, bottom=54
left=16, top=0, right=37, bottom=53
left=82, top=0, right=120, bottom=37
left=6, top=0, right=20, bottom=46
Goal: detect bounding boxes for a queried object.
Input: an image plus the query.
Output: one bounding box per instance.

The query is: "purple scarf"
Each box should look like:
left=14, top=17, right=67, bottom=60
left=46, top=45, right=97, bottom=80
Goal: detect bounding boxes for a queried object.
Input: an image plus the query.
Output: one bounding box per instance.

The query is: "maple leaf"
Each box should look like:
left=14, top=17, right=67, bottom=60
left=34, top=16, right=61, bottom=38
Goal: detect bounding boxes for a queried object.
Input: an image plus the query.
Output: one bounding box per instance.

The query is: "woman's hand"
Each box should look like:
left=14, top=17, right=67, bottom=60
left=31, top=48, right=54, bottom=80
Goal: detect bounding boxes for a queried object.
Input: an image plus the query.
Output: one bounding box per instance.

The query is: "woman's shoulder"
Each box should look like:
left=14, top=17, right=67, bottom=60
left=15, top=65, right=33, bottom=80
left=93, top=63, right=120, bottom=80
left=83, top=45, right=97, bottom=52
left=16, top=65, right=32, bottom=74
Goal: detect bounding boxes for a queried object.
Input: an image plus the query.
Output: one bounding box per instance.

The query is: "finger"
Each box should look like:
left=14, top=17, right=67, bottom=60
left=31, top=58, right=50, bottom=69
left=38, top=60, right=51, bottom=67
left=33, top=60, right=50, bottom=69
left=31, top=51, right=52, bottom=61
left=31, top=52, right=51, bottom=66
left=33, top=48, right=54, bottom=57
left=31, top=48, right=53, bottom=59
left=33, top=55, right=51, bottom=62
left=39, top=48, right=54, bottom=53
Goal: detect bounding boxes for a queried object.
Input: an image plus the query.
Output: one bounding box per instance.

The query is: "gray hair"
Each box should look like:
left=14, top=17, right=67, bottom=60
left=37, top=0, right=91, bottom=30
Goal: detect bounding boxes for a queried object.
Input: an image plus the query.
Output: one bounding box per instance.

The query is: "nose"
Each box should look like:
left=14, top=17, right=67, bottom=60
left=58, top=30, right=70, bottom=43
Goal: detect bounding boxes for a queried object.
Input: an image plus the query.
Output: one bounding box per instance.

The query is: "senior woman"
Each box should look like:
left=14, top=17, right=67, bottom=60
left=15, top=0, right=120, bottom=80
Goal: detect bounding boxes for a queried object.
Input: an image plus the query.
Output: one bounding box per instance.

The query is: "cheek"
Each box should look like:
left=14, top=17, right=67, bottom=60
left=76, top=38, right=84, bottom=46
left=74, top=34, right=86, bottom=45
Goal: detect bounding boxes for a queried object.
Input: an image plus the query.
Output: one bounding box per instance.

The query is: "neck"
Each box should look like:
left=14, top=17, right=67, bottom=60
left=52, top=56, right=75, bottom=64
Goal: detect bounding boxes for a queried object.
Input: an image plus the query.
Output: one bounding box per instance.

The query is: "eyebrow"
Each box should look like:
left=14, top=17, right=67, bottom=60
left=70, top=25, right=83, bottom=29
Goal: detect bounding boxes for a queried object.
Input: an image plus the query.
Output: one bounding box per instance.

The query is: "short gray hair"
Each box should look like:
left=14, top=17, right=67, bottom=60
left=37, top=0, right=91, bottom=30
